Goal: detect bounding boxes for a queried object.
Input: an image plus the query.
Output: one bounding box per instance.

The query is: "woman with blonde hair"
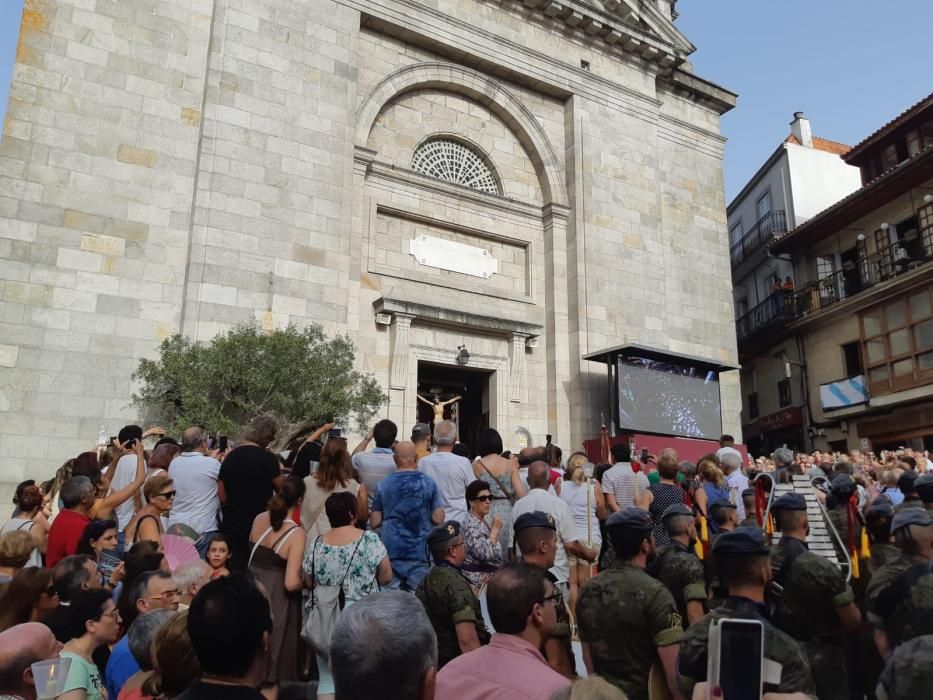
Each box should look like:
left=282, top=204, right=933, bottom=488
left=0, top=531, right=39, bottom=586
left=301, top=437, right=367, bottom=539
left=143, top=610, right=201, bottom=699
left=125, top=474, right=175, bottom=548
left=693, top=454, right=729, bottom=522
left=559, top=451, right=605, bottom=614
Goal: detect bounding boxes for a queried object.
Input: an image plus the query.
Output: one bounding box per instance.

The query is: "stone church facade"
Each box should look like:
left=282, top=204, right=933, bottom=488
left=0, top=0, right=739, bottom=492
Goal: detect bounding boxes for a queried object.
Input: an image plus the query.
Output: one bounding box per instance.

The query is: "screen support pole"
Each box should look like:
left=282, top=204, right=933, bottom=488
left=607, top=357, right=617, bottom=437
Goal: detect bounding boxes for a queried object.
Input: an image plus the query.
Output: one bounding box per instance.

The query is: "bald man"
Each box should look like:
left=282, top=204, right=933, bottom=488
left=0, top=622, right=62, bottom=700
left=371, top=441, right=445, bottom=591
left=510, top=461, right=595, bottom=598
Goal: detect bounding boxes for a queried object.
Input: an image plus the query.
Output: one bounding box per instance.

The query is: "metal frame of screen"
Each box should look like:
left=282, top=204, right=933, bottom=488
left=615, top=356, right=722, bottom=440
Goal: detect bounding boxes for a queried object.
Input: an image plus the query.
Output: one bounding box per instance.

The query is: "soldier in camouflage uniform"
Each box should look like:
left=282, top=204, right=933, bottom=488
left=577, top=508, right=683, bottom=700
left=650, top=503, right=706, bottom=628
left=913, top=473, right=933, bottom=512
left=827, top=473, right=862, bottom=561
left=876, top=634, right=933, bottom=699
left=678, top=528, right=816, bottom=699
left=415, top=520, right=490, bottom=668
left=867, top=508, right=933, bottom=658
left=513, top=510, right=575, bottom=678
left=769, top=493, right=861, bottom=700
left=894, top=471, right=923, bottom=511
left=705, top=499, right=737, bottom=609
left=738, top=488, right=759, bottom=528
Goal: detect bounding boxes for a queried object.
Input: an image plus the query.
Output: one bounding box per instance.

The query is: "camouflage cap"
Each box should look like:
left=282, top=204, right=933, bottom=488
left=660, top=503, right=693, bottom=521
left=897, top=470, right=919, bottom=494
left=605, top=507, right=653, bottom=533
left=711, top=527, right=770, bottom=557
left=831, top=473, right=856, bottom=496
left=876, top=634, right=933, bottom=700
left=513, top=510, right=557, bottom=533
left=709, top=498, right=737, bottom=514
left=867, top=498, right=895, bottom=518
left=891, top=508, right=933, bottom=534
left=771, top=493, right=807, bottom=511
left=426, top=520, right=462, bottom=547
left=916, top=473, right=933, bottom=503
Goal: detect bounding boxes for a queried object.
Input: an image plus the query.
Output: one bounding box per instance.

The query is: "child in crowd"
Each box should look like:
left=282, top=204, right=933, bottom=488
left=206, top=535, right=231, bottom=579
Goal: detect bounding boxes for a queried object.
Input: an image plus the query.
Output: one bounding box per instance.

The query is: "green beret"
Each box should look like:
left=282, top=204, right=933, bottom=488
left=427, top=520, right=462, bottom=547
left=771, top=493, right=807, bottom=511
left=605, top=507, right=653, bottom=533
left=711, top=527, right=770, bottom=557
left=513, top=511, right=557, bottom=533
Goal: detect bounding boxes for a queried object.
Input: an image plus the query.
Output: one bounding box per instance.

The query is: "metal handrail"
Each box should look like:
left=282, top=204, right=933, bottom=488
left=810, top=476, right=853, bottom=584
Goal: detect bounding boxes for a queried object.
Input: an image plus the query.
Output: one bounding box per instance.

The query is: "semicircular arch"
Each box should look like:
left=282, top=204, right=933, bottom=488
left=356, top=62, right=567, bottom=207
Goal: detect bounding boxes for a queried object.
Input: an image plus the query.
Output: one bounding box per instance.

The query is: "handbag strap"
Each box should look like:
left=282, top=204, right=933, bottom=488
left=339, top=533, right=366, bottom=590
left=271, top=524, right=298, bottom=554
left=477, top=459, right=515, bottom=504
left=248, top=526, right=274, bottom=568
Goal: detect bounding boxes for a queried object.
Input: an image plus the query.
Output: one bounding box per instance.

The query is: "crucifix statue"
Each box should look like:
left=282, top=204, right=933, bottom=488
left=417, top=392, right=462, bottom=423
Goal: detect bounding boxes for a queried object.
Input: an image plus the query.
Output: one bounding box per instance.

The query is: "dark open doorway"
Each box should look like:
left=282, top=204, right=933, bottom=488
left=416, top=362, right=491, bottom=458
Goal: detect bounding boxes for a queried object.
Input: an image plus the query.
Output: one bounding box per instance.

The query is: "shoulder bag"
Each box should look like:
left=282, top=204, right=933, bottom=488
left=301, top=533, right=365, bottom=658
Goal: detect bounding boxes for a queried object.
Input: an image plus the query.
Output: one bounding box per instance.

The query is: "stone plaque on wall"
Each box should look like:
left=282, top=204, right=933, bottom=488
left=409, top=234, right=499, bottom=279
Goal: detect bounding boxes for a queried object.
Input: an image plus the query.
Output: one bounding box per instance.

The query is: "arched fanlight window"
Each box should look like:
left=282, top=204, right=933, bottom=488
left=410, top=138, right=501, bottom=195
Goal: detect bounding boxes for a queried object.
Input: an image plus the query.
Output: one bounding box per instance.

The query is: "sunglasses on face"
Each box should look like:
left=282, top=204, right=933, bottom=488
left=157, top=491, right=176, bottom=500
left=473, top=495, right=493, bottom=502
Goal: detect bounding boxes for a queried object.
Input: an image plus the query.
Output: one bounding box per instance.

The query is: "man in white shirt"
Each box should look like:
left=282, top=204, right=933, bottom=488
left=418, top=420, right=475, bottom=525
left=717, top=446, right=749, bottom=520
left=108, top=425, right=146, bottom=554
left=351, top=419, right=398, bottom=509
left=509, top=461, right=594, bottom=594
left=601, top=444, right=650, bottom=511
left=168, top=426, right=221, bottom=557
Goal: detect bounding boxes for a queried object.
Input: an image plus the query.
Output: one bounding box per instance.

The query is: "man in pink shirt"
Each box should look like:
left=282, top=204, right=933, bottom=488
left=436, top=561, right=571, bottom=699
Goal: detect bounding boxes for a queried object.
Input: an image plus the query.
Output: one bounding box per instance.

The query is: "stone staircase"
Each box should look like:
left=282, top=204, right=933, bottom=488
left=767, top=475, right=849, bottom=575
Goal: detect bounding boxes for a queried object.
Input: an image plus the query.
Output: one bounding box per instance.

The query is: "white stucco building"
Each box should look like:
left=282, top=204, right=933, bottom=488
left=0, top=0, right=739, bottom=498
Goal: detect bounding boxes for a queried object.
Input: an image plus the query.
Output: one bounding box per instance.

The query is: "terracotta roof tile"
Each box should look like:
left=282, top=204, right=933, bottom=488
left=784, top=133, right=851, bottom=156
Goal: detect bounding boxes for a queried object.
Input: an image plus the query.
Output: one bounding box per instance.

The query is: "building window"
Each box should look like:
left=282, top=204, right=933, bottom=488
left=919, top=203, right=933, bottom=256
left=861, top=285, right=933, bottom=395
left=842, top=341, right=863, bottom=378
left=777, top=378, right=792, bottom=407
left=410, top=139, right=501, bottom=195
left=748, top=392, right=759, bottom=419
left=881, top=143, right=899, bottom=171
left=730, top=222, right=744, bottom=246
left=817, top=256, right=835, bottom=280
left=756, top=192, right=772, bottom=221
left=907, top=130, right=922, bottom=157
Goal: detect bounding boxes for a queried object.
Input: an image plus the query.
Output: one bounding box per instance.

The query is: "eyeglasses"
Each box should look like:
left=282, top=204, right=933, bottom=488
left=538, top=592, right=561, bottom=606
left=473, top=495, right=493, bottom=502
left=102, top=608, right=121, bottom=620
left=157, top=491, right=176, bottom=500
left=144, top=589, right=181, bottom=603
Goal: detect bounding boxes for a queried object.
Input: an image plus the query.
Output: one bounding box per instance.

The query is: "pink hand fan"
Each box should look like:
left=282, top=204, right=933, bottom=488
left=161, top=534, right=200, bottom=571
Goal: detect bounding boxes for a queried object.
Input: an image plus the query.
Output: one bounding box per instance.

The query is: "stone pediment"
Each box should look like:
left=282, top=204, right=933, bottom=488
left=515, top=0, right=695, bottom=69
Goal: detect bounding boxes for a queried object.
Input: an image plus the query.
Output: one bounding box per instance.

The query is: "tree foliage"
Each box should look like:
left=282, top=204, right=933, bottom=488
left=132, top=323, right=386, bottom=439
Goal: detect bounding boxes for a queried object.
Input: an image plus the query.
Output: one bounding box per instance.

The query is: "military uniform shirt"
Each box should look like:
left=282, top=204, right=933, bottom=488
left=416, top=564, right=490, bottom=667
left=862, top=543, right=903, bottom=597
left=866, top=558, right=912, bottom=628
left=770, top=538, right=854, bottom=640
left=678, top=596, right=816, bottom=699
left=651, top=540, right=706, bottom=627
left=577, top=561, right=683, bottom=700
left=868, top=561, right=933, bottom=647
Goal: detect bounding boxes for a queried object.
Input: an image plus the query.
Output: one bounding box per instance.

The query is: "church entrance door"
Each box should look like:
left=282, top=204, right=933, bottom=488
left=416, top=361, right=491, bottom=457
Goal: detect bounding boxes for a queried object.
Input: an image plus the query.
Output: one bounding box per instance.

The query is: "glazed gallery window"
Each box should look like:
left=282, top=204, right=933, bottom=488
left=861, top=286, right=933, bottom=394
left=411, top=139, right=501, bottom=195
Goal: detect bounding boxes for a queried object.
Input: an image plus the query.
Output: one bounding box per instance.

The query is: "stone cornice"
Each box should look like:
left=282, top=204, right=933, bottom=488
left=374, top=296, right=544, bottom=337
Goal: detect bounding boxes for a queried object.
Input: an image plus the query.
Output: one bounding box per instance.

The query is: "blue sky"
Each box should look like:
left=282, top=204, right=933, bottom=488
left=0, top=0, right=930, bottom=202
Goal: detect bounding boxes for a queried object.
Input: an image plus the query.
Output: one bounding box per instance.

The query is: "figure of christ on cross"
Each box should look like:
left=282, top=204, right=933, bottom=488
left=417, top=393, right=462, bottom=423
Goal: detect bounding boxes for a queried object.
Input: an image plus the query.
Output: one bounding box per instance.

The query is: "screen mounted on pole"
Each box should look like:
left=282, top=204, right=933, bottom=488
left=616, top=356, right=722, bottom=439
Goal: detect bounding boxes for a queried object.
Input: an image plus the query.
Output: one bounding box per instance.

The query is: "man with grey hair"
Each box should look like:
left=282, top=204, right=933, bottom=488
left=126, top=609, right=174, bottom=687
left=168, top=425, right=222, bottom=558
left=717, top=447, right=748, bottom=520
left=331, top=590, right=438, bottom=700
left=173, top=559, right=211, bottom=607
left=772, top=447, right=795, bottom=483
left=46, top=476, right=95, bottom=567
left=418, top=421, right=475, bottom=525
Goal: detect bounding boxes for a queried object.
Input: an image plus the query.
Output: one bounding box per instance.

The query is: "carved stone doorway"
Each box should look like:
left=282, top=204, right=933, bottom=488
left=417, top=361, right=491, bottom=458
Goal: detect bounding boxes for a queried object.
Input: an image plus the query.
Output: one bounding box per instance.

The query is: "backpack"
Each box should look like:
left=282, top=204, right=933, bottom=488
left=300, top=534, right=364, bottom=658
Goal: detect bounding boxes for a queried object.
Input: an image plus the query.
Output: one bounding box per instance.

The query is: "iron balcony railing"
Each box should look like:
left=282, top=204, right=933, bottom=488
left=736, top=290, right=796, bottom=341
left=736, top=225, right=933, bottom=341
left=730, top=210, right=788, bottom=267
left=796, top=229, right=933, bottom=316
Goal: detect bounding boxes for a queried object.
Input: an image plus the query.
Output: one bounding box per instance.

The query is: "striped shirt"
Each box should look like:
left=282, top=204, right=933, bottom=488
left=601, top=462, right=650, bottom=510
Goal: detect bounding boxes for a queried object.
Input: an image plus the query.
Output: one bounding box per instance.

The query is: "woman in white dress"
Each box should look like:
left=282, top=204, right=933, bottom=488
left=559, top=452, right=607, bottom=615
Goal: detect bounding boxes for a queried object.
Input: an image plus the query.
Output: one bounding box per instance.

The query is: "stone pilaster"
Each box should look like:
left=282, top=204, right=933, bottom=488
left=389, top=313, right=414, bottom=390
left=510, top=332, right=529, bottom=403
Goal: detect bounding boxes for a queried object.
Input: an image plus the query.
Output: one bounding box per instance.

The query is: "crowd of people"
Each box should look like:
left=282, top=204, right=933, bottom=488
left=1, top=417, right=932, bottom=700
